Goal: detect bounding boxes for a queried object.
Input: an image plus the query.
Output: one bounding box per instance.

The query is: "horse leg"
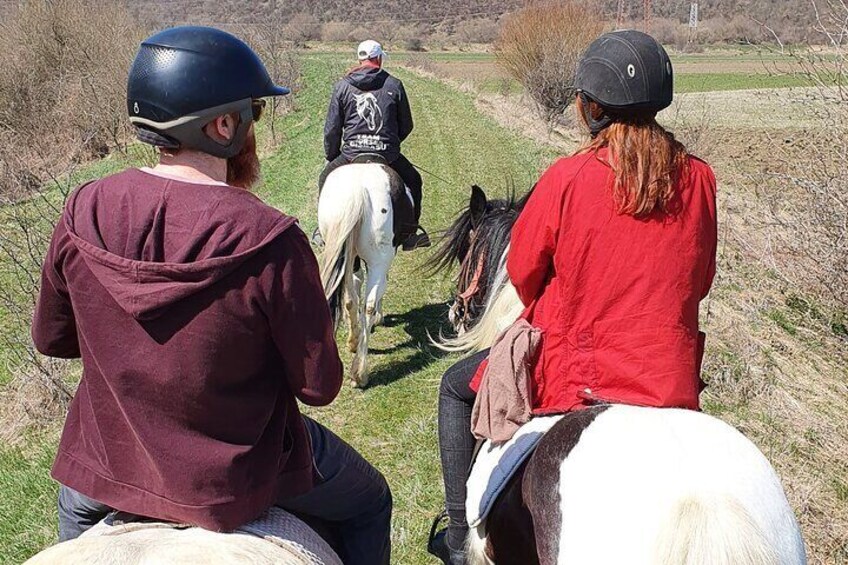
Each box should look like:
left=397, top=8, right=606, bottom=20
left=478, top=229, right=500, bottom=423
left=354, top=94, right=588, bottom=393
left=351, top=257, right=390, bottom=388
left=346, top=268, right=363, bottom=354
left=365, top=261, right=389, bottom=335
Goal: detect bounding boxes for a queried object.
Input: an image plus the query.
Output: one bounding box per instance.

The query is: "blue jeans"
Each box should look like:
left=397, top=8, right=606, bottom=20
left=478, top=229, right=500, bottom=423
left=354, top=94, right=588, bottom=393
left=57, top=416, right=392, bottom=565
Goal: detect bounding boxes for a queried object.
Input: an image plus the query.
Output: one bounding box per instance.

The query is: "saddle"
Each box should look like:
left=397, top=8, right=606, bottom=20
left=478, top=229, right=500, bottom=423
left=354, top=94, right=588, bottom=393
left=350, top=153, right=388, bottom=165
left=465, top=415, right=565, bottom=528
left=77, top=507, right=342, bottom=565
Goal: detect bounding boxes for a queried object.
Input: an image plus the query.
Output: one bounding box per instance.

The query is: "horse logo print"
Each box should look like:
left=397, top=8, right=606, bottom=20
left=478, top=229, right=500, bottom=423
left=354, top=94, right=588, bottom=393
left=354, top=92, right=384, bottom=133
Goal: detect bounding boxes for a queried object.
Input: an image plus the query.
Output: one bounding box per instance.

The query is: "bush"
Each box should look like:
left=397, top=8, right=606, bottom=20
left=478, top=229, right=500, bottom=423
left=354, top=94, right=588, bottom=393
left=405, top=38, right=426, bottom=52
left=453, top=18, right=500, bottom=44
left=495, top=1, right=603, bottom=124
left=0, top=0, right=144, bottom=181
left=0, top=0, right=144, bottom=408
left=321, top=21, right=356, bottom=42
left=758, top=3, right=848, bottom=314
left=281, top=12, right=321, bottom=46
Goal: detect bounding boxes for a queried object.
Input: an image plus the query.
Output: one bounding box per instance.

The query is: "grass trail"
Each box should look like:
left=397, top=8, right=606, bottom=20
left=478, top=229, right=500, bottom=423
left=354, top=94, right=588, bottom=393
left=0, top=54, right=555, bottom=564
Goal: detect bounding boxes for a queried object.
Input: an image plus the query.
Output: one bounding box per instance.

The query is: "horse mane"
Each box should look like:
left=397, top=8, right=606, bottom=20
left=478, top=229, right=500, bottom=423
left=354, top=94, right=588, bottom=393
left=429, top=204, right=475, bottom=277
left=434, top=245, right=524, bottom=353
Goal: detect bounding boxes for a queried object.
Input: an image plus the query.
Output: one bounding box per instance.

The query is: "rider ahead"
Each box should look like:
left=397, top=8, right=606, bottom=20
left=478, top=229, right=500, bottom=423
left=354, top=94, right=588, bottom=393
left=33, top=26, right=391, bottom=565
left=429, top=31, right=718, bottom=563
left=318, top=40, right=430, bottom=250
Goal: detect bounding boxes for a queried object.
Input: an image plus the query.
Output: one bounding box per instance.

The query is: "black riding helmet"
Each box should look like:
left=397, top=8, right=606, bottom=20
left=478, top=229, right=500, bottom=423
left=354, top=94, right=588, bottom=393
left=574, top=30, right=673, bottom=135
left=127, top=26, right=290, bottom=159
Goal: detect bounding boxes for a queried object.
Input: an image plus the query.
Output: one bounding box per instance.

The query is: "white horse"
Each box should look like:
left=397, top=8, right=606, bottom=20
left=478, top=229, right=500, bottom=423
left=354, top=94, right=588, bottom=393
left=435, top=190, right=807, bottom=564
left=24, top=507, right=341, bottom=565
left=317, top=158, right=413, bottom=387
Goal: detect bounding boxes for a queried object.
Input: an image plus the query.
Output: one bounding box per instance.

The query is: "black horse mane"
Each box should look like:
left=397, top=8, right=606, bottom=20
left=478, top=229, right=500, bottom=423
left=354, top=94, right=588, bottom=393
left=431, top=184, right=535, bottom=324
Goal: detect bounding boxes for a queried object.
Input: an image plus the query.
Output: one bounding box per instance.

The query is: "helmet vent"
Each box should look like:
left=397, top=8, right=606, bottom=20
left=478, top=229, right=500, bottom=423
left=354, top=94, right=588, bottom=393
left=132, top=46, right=179, bottom=82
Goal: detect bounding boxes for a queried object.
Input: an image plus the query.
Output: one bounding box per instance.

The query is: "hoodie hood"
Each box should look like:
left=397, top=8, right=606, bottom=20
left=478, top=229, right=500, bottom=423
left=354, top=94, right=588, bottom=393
left=345, top=66, right=389, bottom=91
left=63, top=169, right=296, bottom=321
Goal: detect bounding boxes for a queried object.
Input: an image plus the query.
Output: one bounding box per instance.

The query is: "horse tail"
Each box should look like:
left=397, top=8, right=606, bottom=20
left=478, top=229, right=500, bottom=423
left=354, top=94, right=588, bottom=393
left=654, top=495, right=780, bottom=565
left=466, top=524, right=494, bottom=565
left=318, top=182, right=368, bottom=324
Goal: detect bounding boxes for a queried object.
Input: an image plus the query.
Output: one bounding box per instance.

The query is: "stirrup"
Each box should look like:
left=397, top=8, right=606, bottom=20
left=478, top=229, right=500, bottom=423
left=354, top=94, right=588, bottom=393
left=311, top=227, right=325, bottom=248
left=427, top=510, right=451, bottom=563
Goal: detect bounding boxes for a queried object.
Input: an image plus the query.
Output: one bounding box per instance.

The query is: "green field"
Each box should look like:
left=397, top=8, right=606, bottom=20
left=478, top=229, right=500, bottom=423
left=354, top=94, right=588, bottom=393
left=0, top=54, right=555, bottom=564
left=675, top=72, right=813, bottom=92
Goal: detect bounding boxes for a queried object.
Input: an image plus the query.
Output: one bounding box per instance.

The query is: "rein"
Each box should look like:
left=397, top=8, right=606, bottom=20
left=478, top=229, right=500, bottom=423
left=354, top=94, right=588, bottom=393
left=455, top=235, right=488, bottom=327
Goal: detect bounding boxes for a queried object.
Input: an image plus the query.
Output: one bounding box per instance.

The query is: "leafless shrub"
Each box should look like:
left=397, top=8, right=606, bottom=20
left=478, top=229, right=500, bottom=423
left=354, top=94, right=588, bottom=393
left=281, top=12, right=321, bottom=46
left=453, top=18, right=500, bottom=44
left=0, top=170, right=76, bottom=412
left=757, top=1, right=848, bottom=316
left=236, top=18, right=302, bottom=145
left=346, top=25, right=379, bottom=43
left=651, top=17, right=687, bottom=47
left=0, top=0, right=144, bottom=183
left=495, top=0, right=603, bottom=125
left=0, top=1, right=144, bottom=412
left=321, top=21, right=356, bottom=42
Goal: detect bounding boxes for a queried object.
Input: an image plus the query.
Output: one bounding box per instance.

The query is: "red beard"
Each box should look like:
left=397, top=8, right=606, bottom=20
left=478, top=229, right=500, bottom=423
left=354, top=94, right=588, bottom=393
left=227, top=130, right=260, bottom=189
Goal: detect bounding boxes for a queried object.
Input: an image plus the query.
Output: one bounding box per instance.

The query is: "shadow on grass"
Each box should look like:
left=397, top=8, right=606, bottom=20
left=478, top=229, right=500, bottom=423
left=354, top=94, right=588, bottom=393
left=366, top=301, right=453, bottom=388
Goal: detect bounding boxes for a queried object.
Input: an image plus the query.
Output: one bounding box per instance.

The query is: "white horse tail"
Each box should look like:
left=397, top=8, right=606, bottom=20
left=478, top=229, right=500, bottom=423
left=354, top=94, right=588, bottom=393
left=318, top=183, right=368, bottom=323
left=466, top=524, right=494, bottom=565
left=654, top=495, right=779, bottom=565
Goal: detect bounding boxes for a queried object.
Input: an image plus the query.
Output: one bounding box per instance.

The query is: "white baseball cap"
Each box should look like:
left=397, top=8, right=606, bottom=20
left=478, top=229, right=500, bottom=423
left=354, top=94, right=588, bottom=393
left=357, top=40, right=387, bottom=61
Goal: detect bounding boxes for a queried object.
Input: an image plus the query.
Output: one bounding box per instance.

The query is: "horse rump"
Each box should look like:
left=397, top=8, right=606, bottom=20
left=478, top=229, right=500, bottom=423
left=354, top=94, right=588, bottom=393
left=654, top=495, right=780, bottom=565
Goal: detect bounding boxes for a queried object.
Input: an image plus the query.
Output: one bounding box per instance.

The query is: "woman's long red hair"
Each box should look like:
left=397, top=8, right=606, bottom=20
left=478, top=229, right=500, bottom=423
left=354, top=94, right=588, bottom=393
left=576, top=96, right=689, bottom=218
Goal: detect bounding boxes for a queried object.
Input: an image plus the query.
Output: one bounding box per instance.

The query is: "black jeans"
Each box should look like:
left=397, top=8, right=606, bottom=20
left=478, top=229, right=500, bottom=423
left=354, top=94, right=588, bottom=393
left=438, top=349, right=487, bottom=556
left=57, top=416, right=392, bottom=565
left=319, top=153, right=423, bottom=222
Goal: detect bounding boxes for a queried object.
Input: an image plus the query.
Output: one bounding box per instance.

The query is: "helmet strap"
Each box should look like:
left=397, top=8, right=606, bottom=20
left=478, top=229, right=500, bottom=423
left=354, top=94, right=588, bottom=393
left=134, top=126, right=180, bottom=150
left=579, top=93, right=615, bottom=138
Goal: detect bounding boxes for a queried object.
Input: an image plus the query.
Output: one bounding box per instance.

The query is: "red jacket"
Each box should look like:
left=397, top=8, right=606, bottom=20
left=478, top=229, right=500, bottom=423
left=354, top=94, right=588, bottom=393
left=474, top=149, right=717, bottom=413
left=33, top=168, right=342, bottom=531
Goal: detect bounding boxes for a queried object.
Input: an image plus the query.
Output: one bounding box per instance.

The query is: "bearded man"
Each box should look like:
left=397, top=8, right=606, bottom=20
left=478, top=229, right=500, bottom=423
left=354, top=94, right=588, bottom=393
left=32, top=26, right=391, bottom=565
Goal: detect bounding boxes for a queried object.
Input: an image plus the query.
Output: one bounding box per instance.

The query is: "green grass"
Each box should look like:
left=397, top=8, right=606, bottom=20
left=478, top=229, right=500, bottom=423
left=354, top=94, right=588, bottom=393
left=0, top=439, right=60, bottom=563
left=676, top=72, right=814, bottom=92
left=0, top=53, right=555, bottom=564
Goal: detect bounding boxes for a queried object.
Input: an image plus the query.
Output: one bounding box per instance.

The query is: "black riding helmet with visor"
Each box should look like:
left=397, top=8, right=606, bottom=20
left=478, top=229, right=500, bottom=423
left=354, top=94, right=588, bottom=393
left=574, top=30, right=673, bottom=136
left=127, top=26, right=289, bottom=159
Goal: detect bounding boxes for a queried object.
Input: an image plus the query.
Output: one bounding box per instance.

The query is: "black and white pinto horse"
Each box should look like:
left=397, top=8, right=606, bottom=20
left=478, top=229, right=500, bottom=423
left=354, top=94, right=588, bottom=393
left=318, top=155, right=415, bottom=387
left=435, top=186, right=806, bottom=565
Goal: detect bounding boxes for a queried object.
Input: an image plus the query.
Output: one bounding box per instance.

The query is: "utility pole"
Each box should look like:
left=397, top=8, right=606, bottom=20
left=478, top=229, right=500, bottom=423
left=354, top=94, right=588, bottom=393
left=643, top=0, right=652, bottom=31
left=688, top=2, right=700, bottom=45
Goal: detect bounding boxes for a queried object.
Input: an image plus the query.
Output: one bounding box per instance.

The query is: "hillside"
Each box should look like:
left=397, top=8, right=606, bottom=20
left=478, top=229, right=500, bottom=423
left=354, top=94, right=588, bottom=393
left=0, top=0, right=816, bottom=30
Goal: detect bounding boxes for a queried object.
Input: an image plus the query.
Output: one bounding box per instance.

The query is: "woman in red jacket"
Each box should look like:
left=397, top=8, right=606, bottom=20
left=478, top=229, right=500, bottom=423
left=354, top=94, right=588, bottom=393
left=428, top=30, right=717, bottom=564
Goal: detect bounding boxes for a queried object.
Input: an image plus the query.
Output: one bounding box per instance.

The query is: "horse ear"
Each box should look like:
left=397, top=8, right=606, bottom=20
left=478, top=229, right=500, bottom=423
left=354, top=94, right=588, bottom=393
left=470, top=185, right=487, bottom=226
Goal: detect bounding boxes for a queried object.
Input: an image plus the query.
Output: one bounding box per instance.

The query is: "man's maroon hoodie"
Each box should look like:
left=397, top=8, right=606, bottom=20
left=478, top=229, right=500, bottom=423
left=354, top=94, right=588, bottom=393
left=32, top=168, right=342, bottom=531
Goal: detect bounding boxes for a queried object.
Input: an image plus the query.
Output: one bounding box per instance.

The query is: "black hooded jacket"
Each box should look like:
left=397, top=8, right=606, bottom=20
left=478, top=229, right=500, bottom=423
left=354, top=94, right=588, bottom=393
left=323, top=65, right=413, bottom=163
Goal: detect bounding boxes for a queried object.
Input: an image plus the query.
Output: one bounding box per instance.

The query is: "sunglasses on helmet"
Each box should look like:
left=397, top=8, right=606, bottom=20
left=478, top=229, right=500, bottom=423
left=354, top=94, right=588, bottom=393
left=251, top=99, right=266, bottom=122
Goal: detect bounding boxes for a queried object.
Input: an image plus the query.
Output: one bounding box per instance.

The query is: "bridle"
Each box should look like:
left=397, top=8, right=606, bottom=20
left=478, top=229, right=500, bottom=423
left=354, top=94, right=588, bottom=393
left=451, top=230, right=488, bottom=332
